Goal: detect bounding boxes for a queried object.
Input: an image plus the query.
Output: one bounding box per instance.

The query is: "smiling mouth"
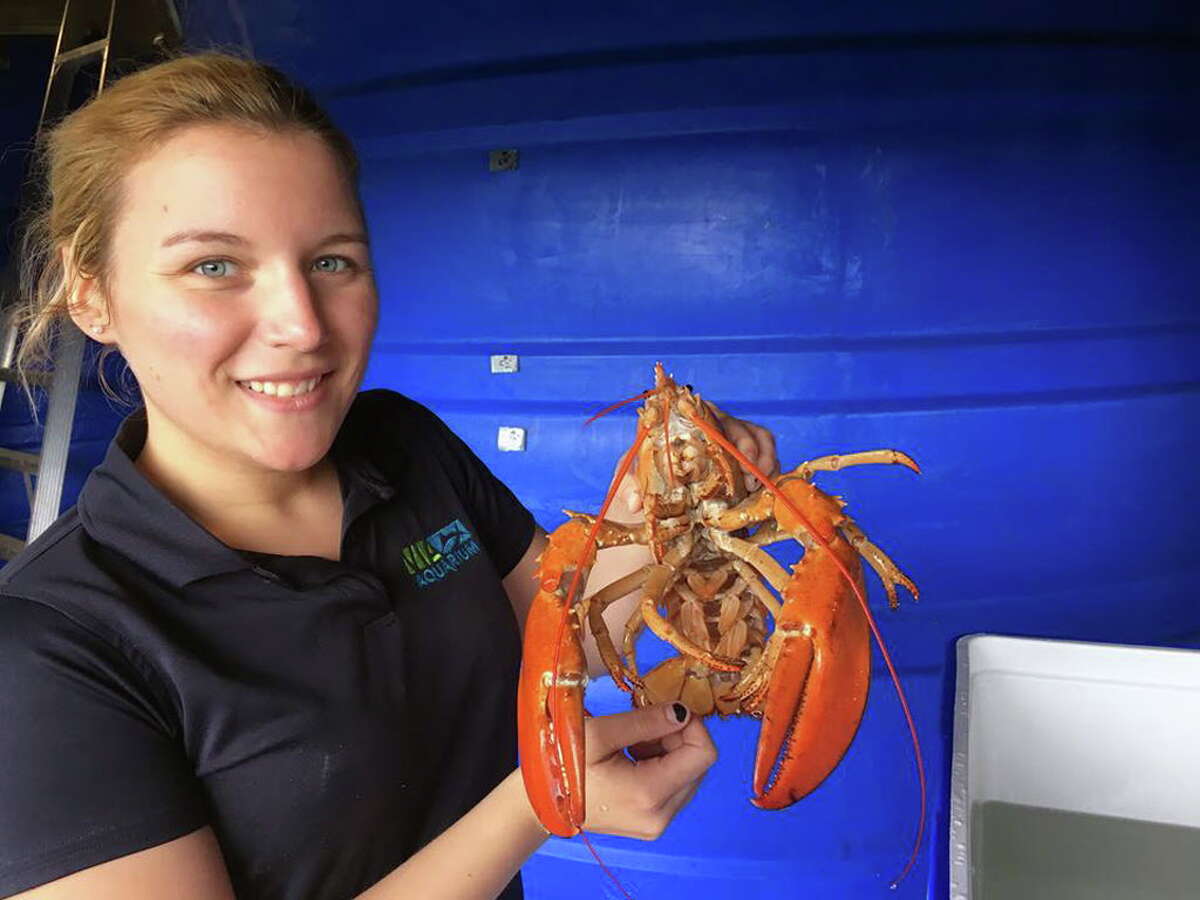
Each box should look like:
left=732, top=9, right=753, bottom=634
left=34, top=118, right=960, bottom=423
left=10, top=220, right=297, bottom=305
left=236, top=372, right=329, bottom=398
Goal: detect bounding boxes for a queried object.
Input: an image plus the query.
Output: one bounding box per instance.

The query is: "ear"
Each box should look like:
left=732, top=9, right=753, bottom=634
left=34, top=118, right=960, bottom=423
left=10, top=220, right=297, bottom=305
left=60, top=245, right=116, bottom=344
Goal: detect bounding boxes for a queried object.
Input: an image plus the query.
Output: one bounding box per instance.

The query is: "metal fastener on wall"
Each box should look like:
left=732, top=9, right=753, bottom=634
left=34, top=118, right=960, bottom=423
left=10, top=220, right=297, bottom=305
left=490, top=354, right=519, bottom=374
left=497, top=427, right=526, bottom=452
left=489, top=149, right=519, bottom=172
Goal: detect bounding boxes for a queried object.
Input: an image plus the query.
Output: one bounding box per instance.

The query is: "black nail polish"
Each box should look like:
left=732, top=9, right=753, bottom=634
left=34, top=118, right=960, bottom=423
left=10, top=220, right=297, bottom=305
left=672, top=702, right=688, bottom=723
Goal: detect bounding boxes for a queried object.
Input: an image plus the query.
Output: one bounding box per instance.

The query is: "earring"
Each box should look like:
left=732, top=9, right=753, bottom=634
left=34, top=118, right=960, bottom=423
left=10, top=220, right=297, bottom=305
left=89, top=324, right=103, bottom=335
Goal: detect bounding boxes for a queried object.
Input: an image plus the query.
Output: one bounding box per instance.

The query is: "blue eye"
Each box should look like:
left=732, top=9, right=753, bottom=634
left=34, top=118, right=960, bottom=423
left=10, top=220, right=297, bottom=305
left=313, top=255, right=352, bottom=273
left=194, top=259, right=235, bottom=278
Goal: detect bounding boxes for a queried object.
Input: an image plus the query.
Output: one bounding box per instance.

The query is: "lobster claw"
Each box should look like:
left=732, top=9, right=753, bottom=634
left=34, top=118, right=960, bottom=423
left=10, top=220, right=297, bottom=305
left=517, top=587, right=588, bottom=836
left=751, top=497, right=872, bottom=808
left=517, top=519, right=596, bottom=837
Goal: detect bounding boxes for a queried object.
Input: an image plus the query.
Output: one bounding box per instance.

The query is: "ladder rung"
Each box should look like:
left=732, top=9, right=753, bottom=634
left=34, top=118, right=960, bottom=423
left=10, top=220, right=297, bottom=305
left=0, top=367, right=52, bottom=387
left=0, top=448, right=40, bottom=475
left=54, top=38, right=109, bottom=69
left=0, top=533, right=25, bottom=561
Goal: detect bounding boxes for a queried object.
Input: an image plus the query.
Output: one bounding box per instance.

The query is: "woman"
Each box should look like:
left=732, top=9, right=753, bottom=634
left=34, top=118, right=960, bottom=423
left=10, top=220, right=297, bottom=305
left=0, top=53, right=777, bottom=899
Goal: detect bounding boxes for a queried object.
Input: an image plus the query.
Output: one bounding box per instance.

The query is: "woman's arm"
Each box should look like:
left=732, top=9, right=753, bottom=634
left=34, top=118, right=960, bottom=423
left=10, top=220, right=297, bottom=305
left=354, top=768, right=546, bottom=900
left=6, top=827, right=236, bottom=899
left=11, top=792, right=538, bottom=900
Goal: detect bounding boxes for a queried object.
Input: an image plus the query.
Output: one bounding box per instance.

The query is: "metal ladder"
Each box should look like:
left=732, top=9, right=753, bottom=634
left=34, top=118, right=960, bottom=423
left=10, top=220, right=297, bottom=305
left=0, top=0, right=180, bottom=560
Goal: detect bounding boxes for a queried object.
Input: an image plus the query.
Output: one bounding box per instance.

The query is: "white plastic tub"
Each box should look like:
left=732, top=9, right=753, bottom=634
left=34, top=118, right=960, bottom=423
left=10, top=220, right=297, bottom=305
left=950, top=634, right=1200, bottom=899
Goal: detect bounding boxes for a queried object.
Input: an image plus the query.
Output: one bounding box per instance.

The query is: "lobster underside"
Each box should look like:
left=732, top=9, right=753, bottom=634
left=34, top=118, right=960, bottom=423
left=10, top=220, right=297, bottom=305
left=517, top=364, right=922, bottom=870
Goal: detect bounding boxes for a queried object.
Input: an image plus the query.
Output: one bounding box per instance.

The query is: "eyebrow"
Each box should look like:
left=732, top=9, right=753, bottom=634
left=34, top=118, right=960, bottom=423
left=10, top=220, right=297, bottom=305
left=160, top=230, right=246, bottom=249
left=159, top=230, right=370, bottom=249
left=319, top=232, right=370, bottom=248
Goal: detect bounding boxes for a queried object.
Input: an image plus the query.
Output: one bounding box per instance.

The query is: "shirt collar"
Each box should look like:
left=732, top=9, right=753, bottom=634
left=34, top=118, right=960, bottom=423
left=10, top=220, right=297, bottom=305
left=78, top=402, right=395, bottom=589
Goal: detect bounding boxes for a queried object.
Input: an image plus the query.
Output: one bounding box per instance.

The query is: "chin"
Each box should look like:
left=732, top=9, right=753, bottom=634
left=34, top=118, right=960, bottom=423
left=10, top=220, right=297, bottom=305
left=250, top=437, right=333, bottom=473
left=264, top=454, right=325, bottom=473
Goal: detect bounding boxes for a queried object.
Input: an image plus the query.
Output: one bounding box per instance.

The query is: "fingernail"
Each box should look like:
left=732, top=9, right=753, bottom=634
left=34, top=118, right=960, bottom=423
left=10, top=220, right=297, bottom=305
left=672, top=702, right=689, bottom=723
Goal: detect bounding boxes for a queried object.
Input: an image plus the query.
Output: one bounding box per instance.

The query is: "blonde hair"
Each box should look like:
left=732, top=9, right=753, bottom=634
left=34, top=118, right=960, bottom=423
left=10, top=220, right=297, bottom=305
left=9, top=51, right=360, bottom=406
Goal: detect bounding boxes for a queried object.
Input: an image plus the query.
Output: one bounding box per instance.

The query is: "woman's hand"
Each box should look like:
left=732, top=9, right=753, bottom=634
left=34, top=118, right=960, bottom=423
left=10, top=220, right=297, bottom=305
left=580, top=702, right=717, bottom=840
left=613, top=408, right=781, bottom=517
left=708, top=404, right=780, bottom=492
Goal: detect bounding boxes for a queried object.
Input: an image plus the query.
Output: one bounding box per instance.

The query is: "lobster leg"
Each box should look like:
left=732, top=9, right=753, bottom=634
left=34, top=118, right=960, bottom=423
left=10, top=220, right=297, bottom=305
left=728, top=559, right=782, bottom=622
left=517, top=516, right=638, bottom=837
left=640, top=562, right=743, bottom=674
left=622, top=607, right=649, bottom=702
left=586, top=565, right=653, bottom=692
left=747, top=521, right=786, bottom=547
left=717, top=560, right=785, bottom=709
left=795, top=449, right=921, bottom=481
left=839, top=519, right=919, bottom=610
left=708, top=530, right=791, bottom=594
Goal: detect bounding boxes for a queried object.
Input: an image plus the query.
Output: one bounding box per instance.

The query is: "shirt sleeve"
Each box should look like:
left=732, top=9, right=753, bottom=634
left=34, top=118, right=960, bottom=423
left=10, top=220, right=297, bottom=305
left=404, top=397, right=536, bottom=577
left=0, top=595, right=209, bottom=896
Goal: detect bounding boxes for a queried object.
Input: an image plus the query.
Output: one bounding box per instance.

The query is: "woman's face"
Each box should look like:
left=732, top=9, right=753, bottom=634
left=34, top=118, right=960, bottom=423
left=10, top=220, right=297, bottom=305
left=95, top=123, right=377, bottom=474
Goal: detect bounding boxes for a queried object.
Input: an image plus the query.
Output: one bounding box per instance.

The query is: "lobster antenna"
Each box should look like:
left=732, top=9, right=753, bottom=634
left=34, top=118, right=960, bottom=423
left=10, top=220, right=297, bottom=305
left=584, top=389, right=656, bottom=426
left=661, top=391, right=677, bottom=488
left=683, top=411, right=926, bottom=888
left=548, top=425, right=650, bottom=900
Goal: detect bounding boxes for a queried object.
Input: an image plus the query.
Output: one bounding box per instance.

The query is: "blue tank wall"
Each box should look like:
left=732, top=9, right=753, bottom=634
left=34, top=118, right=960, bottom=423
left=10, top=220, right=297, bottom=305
left=312, top=10, right=1200, bottom=895
left=3, top=4, right=1197, bottom=897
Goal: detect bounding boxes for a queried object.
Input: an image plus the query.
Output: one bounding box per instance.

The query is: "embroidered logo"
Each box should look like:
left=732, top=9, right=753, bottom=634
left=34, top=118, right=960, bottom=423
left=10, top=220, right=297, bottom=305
left=400, top=518, right=481, bottom=588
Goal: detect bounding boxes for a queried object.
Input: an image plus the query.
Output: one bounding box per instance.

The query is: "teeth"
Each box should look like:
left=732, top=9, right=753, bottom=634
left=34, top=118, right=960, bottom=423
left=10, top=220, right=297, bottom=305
left=243, top=376, right=321, bottom=397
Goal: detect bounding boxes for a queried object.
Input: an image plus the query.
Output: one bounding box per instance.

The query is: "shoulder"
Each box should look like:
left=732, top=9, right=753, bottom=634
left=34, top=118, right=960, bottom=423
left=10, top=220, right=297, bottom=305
left=0, top=586, right=181, bottom=753
left=345, top=388, right=440, bottom=429
left=340, top=389, right=454, bottom=448
left=0, top=593, right=207, bottom=897
left=339, top=388, right=470, bottom=468
left=0, top=590, right=137, bottom=695
left=0, top=506, right=84, bottom=587
left=0, top=515, right=169, bottom=702
left=0, top=508, right=122, bottom=613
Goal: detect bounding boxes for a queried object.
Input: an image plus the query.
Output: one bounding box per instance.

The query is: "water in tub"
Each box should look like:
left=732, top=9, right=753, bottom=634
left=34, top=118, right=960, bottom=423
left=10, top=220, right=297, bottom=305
left=972, top=801, right=1200, bottom=899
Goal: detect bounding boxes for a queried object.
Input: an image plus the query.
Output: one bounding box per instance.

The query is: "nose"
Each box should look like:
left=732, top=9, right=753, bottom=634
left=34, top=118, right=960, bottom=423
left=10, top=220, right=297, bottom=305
left=256, top=266, right=327, bottom=352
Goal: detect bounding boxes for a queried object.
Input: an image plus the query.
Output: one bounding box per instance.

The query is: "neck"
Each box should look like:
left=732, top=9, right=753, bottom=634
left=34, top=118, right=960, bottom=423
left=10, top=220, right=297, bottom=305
left=134, top=410, right=338, bottom=550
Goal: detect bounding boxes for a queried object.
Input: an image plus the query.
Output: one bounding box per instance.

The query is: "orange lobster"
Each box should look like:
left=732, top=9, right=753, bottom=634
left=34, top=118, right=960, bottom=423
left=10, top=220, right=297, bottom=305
left=517, top=364, right=926, bottom=883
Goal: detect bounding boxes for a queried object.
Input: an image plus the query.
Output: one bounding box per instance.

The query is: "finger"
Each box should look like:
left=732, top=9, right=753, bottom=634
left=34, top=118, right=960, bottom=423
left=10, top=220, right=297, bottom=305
left=728, top=432, right=760, bottom=490
left=735, top=435, right=759, bottom=462
left=587, top=702, right=691, bottom=763
left=659, top=775, right=703, bottom=819
left=657, top=728, right=685, bottom=755
left=638, top=712, right=697, bottom=757
left=747, top=422, right=778, bottom=474
left=758, top=439, right=780, bottom=483
left=630, top=716, right=718, bottom=800
left=735, top=423, right=780, bottom=490
left=627, top=737, right=665, bottom=761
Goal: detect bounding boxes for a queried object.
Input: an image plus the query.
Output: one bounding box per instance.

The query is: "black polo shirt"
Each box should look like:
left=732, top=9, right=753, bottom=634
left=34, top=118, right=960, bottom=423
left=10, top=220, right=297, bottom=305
left=0, top=390, right=535, bottom=899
